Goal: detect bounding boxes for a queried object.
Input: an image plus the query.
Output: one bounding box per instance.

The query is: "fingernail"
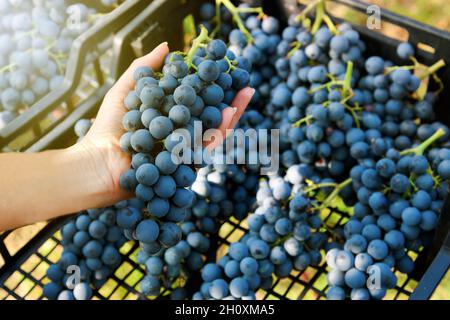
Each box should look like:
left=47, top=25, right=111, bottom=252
left=232, top=107, right=238, bottom=114
left=157, top=42, right=169, bottom=49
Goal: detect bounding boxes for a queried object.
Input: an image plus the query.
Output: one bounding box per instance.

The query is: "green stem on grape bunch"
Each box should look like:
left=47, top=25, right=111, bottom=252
left=311, top=0, right=325, bottom=34
left=19, top=28, right=38, bottom=37
left=409, top=175, right=419, bottom=192
left=0, top=63, right=16, bottom=74
left=432, top=72, right=445, bottom=94
left=295, top=0, right=322, bottom=22
left=386, top=59, right=445, bottom=82
left=400, top=128, right=445, bottom=156
left=342, top=61, right=353, bottom=99
left=409, top=56, right=420, bottom=67
left=224, top=56, right=236, bottom=72
left=48, top=52, right=65, bottom=75
left=287, top=41, right=302, bottom=58
left=428, top=167, right=442, bottom=186
left=419, top=59, right=446, bottom=80
left=218, top=0, right=255, bottom=44
left=385, top=65, right=415, bottom=74
left=292, top=114, right=314, bottom=127
left=322, top=13, right=338, bottom=35
left=185, top=25, right=212, bottom=69
left=302, top=17, right=312, bottom=30
left=296, top=0, right=337, bottom=35
left=45, top=40, right=56, bottom=51
left=319, top=177, right=352, bottom=210
left=0, top=38, right=66, bottom=75
left=304, top=182, right=338, bottom=193
left=174, top=276, right=187, bottom=287
left=343, top=102, right=361, bottom=128
left=308, top=79, right=344, bottom=93
left=211, top=0, right=222, bottom=38
left=170, top=51, right=187, bottom=62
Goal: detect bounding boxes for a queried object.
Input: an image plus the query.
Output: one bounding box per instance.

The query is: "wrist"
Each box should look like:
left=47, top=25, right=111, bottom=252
left=67, top=137, right=130, bottom=206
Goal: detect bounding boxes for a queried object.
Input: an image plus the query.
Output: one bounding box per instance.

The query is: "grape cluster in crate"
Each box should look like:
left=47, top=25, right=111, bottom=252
left=43, top=0, right=449, bottom=300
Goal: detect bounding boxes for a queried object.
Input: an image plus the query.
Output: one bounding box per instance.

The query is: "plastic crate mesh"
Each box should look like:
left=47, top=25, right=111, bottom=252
left=0, top=206, right=420, bottom=300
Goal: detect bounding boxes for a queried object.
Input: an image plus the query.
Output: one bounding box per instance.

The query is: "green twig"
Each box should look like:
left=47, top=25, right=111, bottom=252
left=343, top=102, right=361, bottom=128
left=224, top=56, right=236, bottom=73
left=185, top=25, right=211, bottom=69
left=211, top=0, right=222, bottom=38
left=419, top=59, right=446, bottom=80
left=292, top=115, right=313, bottom=127
left=400, top=128, right=445, bottom=156
left=295, top=0, right=322, bottom=22
left=311, top=0, right=325, bottom=34
left=342, top=61, right=353, bottom=99
left=308, top=80, right=344, bottom=94
left=385, top=65, right=415, bottom=74
left=219, top=0, right=255, bottom=43
left=0, top=63, right=16, bottom=74
left=287, top=41, right=301, bottom=57
left=319, top=178, right=352, bottom=210
left=322, top=13, right=338, bottom=34
left=304, top=182, right=338, bottom=193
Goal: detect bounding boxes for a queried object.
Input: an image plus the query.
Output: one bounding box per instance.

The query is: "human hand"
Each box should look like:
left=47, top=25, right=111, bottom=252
left=75, top=42, right=254, bottom=206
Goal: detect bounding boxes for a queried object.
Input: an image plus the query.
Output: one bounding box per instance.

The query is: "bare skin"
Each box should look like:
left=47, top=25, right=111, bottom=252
left=0, top=42, right=254, bottom=231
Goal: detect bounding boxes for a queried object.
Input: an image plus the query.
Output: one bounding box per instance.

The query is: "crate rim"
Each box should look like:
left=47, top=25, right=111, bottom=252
left=0, top=0, right=149, bottom=149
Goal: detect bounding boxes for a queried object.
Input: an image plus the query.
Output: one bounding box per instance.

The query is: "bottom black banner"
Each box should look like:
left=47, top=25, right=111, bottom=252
left=0, top=300, right=447, bottom=319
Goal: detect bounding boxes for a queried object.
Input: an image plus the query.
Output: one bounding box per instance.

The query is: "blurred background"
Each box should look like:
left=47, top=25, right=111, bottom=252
left=367, top=0, right=450, bottom=30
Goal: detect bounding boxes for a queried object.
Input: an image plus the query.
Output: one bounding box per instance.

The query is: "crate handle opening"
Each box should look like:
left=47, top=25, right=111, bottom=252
left=417, top=42, right=436, bottom=55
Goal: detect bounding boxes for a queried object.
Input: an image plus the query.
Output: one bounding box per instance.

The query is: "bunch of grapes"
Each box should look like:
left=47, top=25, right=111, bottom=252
left=134, top=157, right=261, bottom=298
left=42, top=207, right=127, bottom=300
left=114, top=24, right=251, bottom=296
left=194, top=0, right=449, bottom=300
left=0, top=0, right=100, bottom=128
left=191, top=166, right=332, bottom=300
left=136, top=227, right=202, bottom=298
left=137, top=168, right=256, bottom=299
left=136, top=147, right=262, bottom=297
left=324, top=127, right=450, bottom=300
left=192, top=163, right=258, bottom=223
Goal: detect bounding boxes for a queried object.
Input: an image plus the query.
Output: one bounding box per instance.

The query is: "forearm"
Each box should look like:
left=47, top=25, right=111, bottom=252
left=0, top=144, right=116, bottom=231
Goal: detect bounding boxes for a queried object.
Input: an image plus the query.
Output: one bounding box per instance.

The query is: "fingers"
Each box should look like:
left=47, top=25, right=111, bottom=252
left=205, top=107, right=235, bottom=150
left=110, top=42, right=170, bottom=98
left=228, top=87, right=255, bottom=129
left=204, top=87, right=254, bottom=151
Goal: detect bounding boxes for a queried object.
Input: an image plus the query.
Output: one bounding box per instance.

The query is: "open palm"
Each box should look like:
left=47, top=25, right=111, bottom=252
left=79, top=42, right=254, bottom=204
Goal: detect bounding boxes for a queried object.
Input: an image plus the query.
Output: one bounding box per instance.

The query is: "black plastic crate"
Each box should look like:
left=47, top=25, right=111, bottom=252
left=1, top=0, right=449, bottom=300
